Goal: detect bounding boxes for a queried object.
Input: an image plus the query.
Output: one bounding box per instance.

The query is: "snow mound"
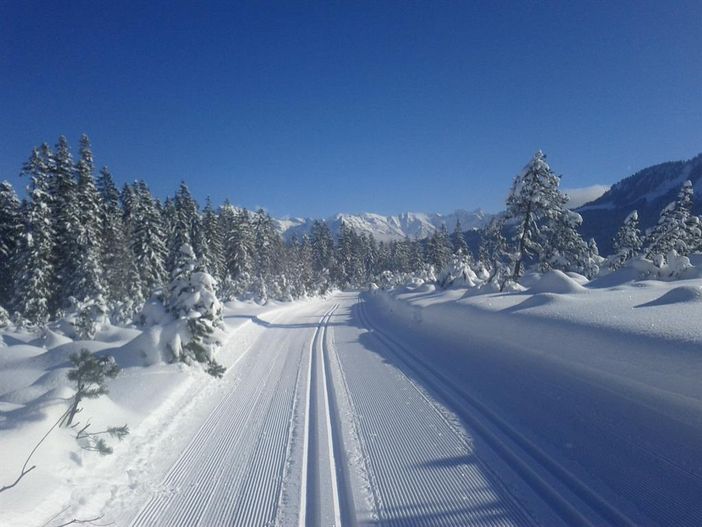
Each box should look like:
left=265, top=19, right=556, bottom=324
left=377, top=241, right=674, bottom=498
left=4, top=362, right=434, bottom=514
left=40, top=329, right=73, bottom=349
left=637, top=285, right=702, bottom=307
left=527, top=270, right=588, bottom=295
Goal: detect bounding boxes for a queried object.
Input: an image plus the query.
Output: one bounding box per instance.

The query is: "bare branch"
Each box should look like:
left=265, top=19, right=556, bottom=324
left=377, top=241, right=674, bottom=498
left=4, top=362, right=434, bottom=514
left=0, top=406, right=70, bottom=494
left=50, top=513, right=114, bottom=527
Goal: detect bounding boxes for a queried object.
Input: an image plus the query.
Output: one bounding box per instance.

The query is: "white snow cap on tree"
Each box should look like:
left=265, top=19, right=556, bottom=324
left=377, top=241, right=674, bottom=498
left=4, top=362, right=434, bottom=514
left=166, top=243, right=224, bottom=374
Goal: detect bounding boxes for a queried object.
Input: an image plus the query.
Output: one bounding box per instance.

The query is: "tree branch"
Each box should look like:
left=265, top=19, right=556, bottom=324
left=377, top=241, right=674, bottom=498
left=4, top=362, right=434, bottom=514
left=0, top=406, right=70, bottom=494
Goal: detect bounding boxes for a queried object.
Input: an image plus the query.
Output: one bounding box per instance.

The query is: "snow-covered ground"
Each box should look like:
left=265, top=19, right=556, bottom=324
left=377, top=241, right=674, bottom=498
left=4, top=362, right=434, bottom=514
left=368, top=271, right=702, bottom=525
left=2, top=275, right=702, bottom=526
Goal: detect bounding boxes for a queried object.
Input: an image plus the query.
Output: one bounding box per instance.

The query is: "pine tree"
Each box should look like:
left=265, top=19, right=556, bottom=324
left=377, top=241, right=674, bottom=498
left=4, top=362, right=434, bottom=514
left=225, top=207, right=255, bottom=295
left=478, top=216, right=510, bottom=286
left=539, top=210, right=592, bottom=276
left=426, top=224, right=452, bottom=271
left=201, top=197, right=225, bottom=281
left=13, top=147, right=56, bottom=324
left=71, top=134, right=106, bottom=306
left=610, top=211, right=643, bottom=270
left=166, top=243, right=225, bottom=376
left=129, top=182, right=167, bottom=300
left=253, top=209, right=279, bottom=278
left=645, top=181, right=700, bottom=259
left=252, top=209, right=283, bottom=300
left=336, top=221, right=365, bottom=286
left=453, top=219, right=469, bottom=256
left=408, top=237, right=425, bottom=274
left=49, top=136, right=81, bottom=313
left=167, top=182, right=203, bottom=275
left=0, top=181, right=22, bottom=308
left=97, top=167, right=130, bottom=306
left=505, top=150, right=568, bottom=281
left=310, top=220, right=335, bottom=274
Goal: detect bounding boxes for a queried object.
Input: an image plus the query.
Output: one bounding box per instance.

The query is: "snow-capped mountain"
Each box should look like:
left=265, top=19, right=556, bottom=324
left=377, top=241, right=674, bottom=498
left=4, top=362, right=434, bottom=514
left=578, top=153, right=702, bottom=254
left=274, top=209, right=493, bottom=242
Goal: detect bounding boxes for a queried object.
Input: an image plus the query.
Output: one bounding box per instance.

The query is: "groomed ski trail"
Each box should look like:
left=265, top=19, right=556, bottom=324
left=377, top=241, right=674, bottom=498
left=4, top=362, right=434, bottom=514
left=331, top=293, right=535, bottom=526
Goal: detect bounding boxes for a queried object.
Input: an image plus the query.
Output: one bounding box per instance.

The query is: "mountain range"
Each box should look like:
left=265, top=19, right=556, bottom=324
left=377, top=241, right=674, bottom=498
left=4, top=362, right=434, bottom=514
left=274, top=209, right=493, bottom=242
left=272, top=152, right=702, bottom=256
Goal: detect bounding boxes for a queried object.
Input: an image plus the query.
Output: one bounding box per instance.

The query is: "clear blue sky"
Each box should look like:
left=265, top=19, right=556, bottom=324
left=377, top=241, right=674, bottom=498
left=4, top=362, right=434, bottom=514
left=1, top=1, right=701, bottom=217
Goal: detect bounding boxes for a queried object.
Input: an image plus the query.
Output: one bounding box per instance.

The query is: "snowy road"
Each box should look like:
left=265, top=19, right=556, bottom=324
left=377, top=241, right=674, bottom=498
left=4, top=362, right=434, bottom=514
left=125, top=292, right=702, bottom=526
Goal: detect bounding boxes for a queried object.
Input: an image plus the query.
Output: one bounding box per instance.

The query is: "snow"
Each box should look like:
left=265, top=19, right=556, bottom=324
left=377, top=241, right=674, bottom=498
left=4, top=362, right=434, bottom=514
left=367, top=277, right=702, bottom=525
left=526, top=270, right=588, bottom=294
left=0, top=298, right=311, bottom=527
left=276, top=208, right=493, bottom=242
left=4, top=275, right=702, bottom=525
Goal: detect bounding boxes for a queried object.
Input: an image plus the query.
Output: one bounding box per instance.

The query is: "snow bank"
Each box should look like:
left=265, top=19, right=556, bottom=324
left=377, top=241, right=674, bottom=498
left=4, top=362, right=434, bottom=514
left=369, top=276, right=702, bottom=406
left=527, top=270, right=588, bottom=294
left=636, top=285, right=702, bottom=307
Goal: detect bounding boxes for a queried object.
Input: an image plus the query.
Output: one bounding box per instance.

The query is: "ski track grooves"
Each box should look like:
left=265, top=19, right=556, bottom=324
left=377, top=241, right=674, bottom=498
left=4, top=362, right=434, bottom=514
left=358, top=296, right=637, bottom=527
left=348, top=297, right=531, bottom=527
left=130, top=306, right=311, bottom=527
left=300, top=303, right=356, bottom=527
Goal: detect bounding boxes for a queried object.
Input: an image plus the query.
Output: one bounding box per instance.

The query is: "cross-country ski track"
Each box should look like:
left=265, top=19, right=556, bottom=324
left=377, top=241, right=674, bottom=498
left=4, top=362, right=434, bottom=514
left=121, top=291, right=702, bottom=526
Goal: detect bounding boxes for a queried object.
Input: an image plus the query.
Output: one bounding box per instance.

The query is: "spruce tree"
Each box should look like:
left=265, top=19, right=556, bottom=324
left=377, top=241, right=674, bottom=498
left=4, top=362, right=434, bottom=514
left=539, top=210, right=592, bottom=276
left=50, top=136, right=82, bottom=313
left=166, top=243, right=225, bottom=376
left=610, top=211, right=643, bottom=270
left=13, top=147, right=56, bottom=324
left=426, top=224, right=452, bottom=271
left=201, top=197, right=225, bottom=281
left=97, top=167, right=129, bottom=305
left=645, top=181, right=700, bottom=258
left=71, top=134, right=106, bottom=306
left=129, top=182, right=167, bottom=300
left=226, top=207, right=255, bottom=295
left=478, top=216, right=510, bottom=286
left=0, top=181, right=22, bottom=308
left=453, top=219, right=469, bottom=256
left=505, top=150, right=568, bottom=281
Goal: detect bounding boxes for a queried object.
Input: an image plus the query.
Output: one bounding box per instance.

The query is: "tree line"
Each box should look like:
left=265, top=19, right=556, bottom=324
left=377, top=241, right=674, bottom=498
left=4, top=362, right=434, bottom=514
left=1, top=139, right=699, bottom=329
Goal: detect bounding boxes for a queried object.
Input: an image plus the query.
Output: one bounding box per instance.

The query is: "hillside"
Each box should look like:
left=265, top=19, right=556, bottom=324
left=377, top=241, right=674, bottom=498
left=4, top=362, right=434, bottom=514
left=578, top=153, right=702, bottom=254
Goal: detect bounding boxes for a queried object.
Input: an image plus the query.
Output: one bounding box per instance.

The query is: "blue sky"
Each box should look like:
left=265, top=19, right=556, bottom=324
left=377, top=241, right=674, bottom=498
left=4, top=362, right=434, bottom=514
left=1, top=1, right=701, bottom=217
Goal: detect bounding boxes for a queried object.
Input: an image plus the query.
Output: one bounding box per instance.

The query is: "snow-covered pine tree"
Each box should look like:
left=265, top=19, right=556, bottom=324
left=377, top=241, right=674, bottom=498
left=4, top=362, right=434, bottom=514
left=49, top=136, right=81, bottom=313
left=310, top=220, right=336, bottom=280
left=0, top=181, right=22, bottom=308
left=645, top=181, right=700, bottom=259
left=360, top=233, right=377, bottom=282
left=426, top=224, right=452, bottom=272
left=505, top=150, right=568, bottom=281
left=201, top=197, right=225, bottom=281
left=452, top=219, right=469, bottom=257
left=539, top=209, right=593, bottom=277
left=225, top=207, right=255, bottom=296
left=129, top=181, right=167, bottom=300
left=389, top=239, right=408, bottom=273
left=478, top=216, right=510, bottom=286
left=13, top=147, right=56, bottom=324
left=97, top=166, right=130, bottom=308
left=609, top=210, right=643, bottom=270
left=166, top=243, right=225, bottom=377
left=252, top=209, right=283, bottom=301
left=167, top=183, right=203, bottom=275
left=298, top=234, right=316, bottom=294
left=337, top=221, right=364, bottom=286
left=71, top=135, right=106, bottom=313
